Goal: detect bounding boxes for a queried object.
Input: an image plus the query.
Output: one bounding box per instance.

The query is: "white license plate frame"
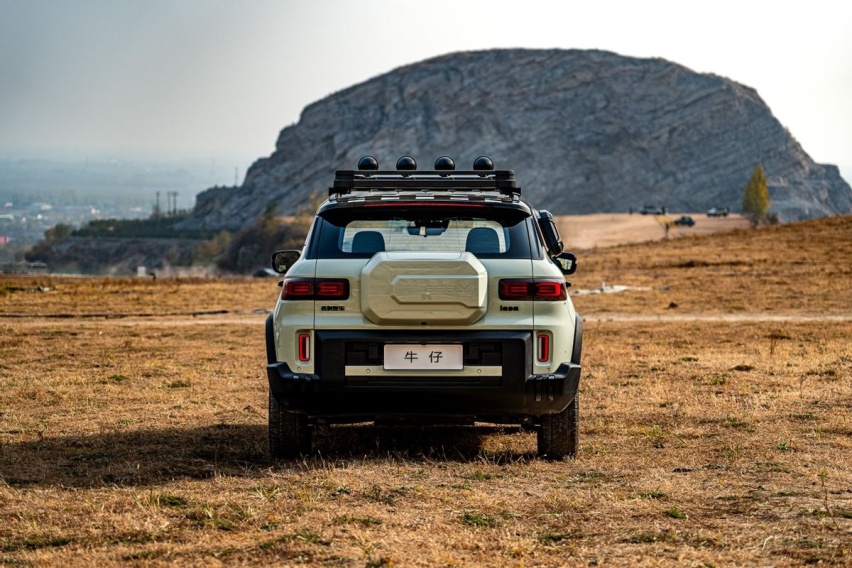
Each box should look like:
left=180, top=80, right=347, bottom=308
left=383, top=344, right=464, bottom=371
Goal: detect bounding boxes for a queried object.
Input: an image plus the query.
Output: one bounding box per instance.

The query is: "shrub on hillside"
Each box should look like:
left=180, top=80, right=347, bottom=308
left=216, top=202, right=313, bottom=273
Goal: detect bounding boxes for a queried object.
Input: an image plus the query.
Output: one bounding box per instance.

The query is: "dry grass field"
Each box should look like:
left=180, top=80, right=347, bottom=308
left=1, top=215, right=850, bottom=566
left=557, top=213, right=750, bottom=250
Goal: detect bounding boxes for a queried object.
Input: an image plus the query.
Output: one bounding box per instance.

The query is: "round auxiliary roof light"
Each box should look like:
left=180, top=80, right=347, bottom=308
left=357, top=156, right=379, bottom=170
left=396, top=156, right=417, bottom=171
left=473, top=156, right=494, bottom=171
left=434, top=156, right=456, bottom=171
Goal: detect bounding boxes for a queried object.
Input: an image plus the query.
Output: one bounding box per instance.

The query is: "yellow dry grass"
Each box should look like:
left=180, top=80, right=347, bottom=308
left=569, top=214, right=852, bottom=316
left=0, top=276, right=278, bottom=317
left=557, top=213, right=750, bottom=250
left=1, top=216, right=850, bottom=566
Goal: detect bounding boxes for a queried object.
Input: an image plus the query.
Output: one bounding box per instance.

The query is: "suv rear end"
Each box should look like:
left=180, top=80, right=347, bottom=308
left=266, top=156, right=582, bottom=458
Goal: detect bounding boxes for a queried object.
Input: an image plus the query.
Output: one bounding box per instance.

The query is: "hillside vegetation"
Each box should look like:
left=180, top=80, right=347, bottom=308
left=0, top=216, right=849, bottom=566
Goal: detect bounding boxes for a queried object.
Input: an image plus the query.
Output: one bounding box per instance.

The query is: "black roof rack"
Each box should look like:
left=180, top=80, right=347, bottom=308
left=329, top=170, right=520, bottom=197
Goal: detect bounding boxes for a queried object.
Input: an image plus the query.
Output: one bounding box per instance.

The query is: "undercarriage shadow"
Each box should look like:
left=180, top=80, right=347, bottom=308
left=312, top=423, right=536, bottom=463
left=0, top=423, right=536, bottom=488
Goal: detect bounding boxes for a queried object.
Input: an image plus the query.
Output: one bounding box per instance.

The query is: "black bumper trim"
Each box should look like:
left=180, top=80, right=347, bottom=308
left=266, top=360, right=580, bottom=419
left=266, top=361, right=579, bottom=386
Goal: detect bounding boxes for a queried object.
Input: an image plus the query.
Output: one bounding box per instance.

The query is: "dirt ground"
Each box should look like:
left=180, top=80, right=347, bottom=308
left=1, top=215, right=850, bottom=566
left=557, top=213, right=750, bottom=250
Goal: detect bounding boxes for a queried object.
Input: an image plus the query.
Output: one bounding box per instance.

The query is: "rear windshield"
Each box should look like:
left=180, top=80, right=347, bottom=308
left=307, top=206, right=538, bottom=260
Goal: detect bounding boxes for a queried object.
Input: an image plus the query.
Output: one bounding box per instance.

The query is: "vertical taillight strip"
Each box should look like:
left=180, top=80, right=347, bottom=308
left=536, top=333, right=550, bottom=363
left=297, top=333, right=311, bottom=362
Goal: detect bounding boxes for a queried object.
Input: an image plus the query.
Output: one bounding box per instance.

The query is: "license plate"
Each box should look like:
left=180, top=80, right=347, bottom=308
left=384, top=344, right=463, bottom=371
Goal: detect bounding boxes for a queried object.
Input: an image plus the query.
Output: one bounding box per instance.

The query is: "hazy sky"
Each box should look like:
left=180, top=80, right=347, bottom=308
left=1, top=0, right=851, bottom=180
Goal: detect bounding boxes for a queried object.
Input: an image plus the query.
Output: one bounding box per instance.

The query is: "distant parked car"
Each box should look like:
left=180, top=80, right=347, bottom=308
left=706, top=207, right=729, bottom=217
left=673, top=215, right=695, bottom=227
left=253, top=267, right=279, bottom=277
left=639, top=205, right=665, bottom=215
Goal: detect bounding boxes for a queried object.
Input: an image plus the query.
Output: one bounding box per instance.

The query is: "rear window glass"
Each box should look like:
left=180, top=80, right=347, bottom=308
left=308, top=208, right=536, bottom=260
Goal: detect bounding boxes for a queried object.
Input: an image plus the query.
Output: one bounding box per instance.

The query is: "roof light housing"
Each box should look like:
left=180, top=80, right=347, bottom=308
left=396, top=156, right=417, bottom=171
left=473, top=156, right=494, bottom=171
left=357, top=156, right=379, bottom=170
left=434, top=156, right=456, bottom=171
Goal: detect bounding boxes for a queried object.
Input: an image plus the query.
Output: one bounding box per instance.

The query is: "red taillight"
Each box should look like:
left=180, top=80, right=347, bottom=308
left=281, top=278, right=349, bottom=300
left=298, top=333, right=310, bottom=362
left=315, top=280, right=347, bottom=299
left=498, top=279, right=567, bottom=301
left=499, top=280, right=532, bottom=299
left=537, top=333, right=550, bottom=363
left=282, top=279, right=315, bottom=298
left=534, top=280, right=566, bottom=300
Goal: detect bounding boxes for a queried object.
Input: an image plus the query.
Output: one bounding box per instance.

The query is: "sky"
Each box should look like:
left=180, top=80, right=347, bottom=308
left=1, top=0, right=851, bottom=183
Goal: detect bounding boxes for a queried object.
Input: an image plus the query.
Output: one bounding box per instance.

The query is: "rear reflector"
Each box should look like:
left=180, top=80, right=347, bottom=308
left=281, top=278, right=350, bottom=300
left=498, top=279, right=567, bottom=301
left=298, top=333, right=310, bottom=362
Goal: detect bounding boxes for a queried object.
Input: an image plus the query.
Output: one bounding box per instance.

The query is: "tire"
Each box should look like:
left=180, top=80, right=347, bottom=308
left=268, top=392, right=311, bottom=459
left=537, top=394, right=579, bottom=459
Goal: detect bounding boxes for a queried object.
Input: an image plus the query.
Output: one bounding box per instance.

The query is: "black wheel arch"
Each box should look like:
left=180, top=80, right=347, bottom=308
left=571, top=314, right=583, bottom=366
left=265, top=313, right=277, bottom=365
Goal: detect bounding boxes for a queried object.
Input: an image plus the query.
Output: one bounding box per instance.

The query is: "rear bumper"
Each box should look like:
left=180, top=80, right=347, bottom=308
left=267, top=328, right=581, bottom=422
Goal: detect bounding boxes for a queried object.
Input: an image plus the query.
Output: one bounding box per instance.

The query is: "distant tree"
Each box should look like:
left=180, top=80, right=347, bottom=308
left=216, top=199, right=313, bottom=273
left=24, top=223, right=74, bottom=263
left=742, top=164, right=771, bottom=226
left=194, top=230, right=232, bottom=264
left=44, top=223, right=74, bottom=244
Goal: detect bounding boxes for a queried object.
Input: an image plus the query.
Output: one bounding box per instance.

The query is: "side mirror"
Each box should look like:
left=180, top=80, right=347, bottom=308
left=553, top=252, right=577, bottom=275
left=271, top=250, right=301, bottom=274
left=537, top=210, right=563, bottom=256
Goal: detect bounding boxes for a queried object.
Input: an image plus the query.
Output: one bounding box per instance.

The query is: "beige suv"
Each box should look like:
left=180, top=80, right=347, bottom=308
left=266, top=156, right=582, bottom=458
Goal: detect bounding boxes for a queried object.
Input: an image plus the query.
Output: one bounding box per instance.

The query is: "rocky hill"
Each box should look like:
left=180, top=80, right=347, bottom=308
left=181, top=49, right=851, bottom=231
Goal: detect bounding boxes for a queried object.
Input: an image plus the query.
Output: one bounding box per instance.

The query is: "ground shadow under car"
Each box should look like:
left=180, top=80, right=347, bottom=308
left=1, top=423, right=536, bottom=489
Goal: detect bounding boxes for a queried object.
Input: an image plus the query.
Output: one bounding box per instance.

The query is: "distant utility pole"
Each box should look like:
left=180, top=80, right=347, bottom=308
left=168, top=191, right=179, bottom=216
left=154, top=191, right=162, bottom=219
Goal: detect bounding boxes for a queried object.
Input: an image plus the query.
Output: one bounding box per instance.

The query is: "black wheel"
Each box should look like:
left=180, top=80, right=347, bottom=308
left=537, top=395, right=579, bottom=459
left=268, top=392, right=311, bottom=459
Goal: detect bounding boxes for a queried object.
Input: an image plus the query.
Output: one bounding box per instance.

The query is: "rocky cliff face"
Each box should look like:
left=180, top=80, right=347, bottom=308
left=181, top=49, right=851, bottom=230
